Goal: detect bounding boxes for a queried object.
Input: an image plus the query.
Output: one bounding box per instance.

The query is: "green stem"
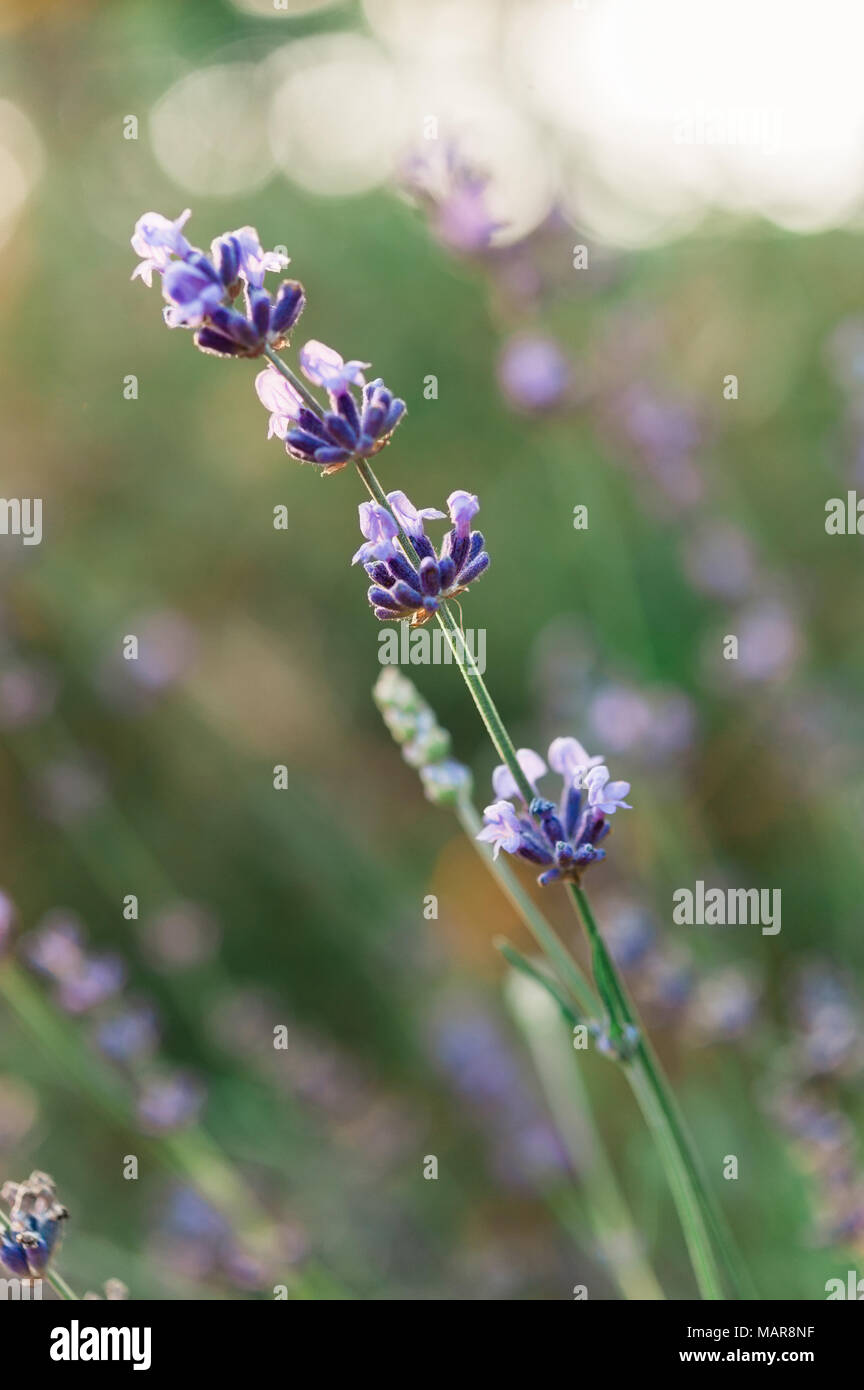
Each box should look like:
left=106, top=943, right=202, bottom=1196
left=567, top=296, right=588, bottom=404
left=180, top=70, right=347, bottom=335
left=435, top=601, right=534, bottom=802
left=458, top=801, right=597, bottom=1018
left=504, top=954, right=665, bottom=1301
left=569, top=885, right=754, bottom=1301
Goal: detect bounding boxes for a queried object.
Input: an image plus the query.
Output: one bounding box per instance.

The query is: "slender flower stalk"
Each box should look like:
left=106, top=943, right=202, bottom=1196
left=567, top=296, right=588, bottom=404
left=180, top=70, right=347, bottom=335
left=131, top=215, right=752, bottom=1300
left=352, top=444, right=748, bottom=1297
left=503, top=952, right=666, bottom=1301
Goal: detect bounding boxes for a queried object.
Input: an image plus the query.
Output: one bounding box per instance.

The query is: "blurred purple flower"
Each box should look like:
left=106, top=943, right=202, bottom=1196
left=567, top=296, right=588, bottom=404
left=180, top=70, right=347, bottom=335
left=137, top=1073, right=204, bottom=1133
left=682, top=521, right=756, bottom=601
left=95, top=1005, right=159, bottom=1064
left=142, top=902, right=221, bottom=971
left=56, top=954, right=126, bottom=1014
left=497, top=335, right=570, bottom=411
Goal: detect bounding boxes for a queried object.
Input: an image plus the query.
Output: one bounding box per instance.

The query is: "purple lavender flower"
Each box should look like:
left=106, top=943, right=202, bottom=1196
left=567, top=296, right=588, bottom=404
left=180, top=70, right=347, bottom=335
left=162, top=257, right=226, bottom=329
left=405, top=146, right=504, bottom=255
left=352, top=502, right=399, bottom=565
left=56, top=954, right=126, bottom=1014
left=585, top=765, right=632, bottom=815
left=211, top=226, right=288, bottom=290
left=255, top=367, right=304, bottom=440
left=476, top=800, right=524, bottom=859
left=386, top=490, right=445, bottom=536
left=131, top=209, right=192, bottom=287
left=95, top=1005, right=159, bottom=1064
left=137, top=1072, right=204, bottom=1134
left=355, top=489, right=489, bottom=624
left=547, top=736, right=604, bottom=788
left=0, top=1171, right=68, bottom=1279
left=447, top=489, right=479, bottom=538
left=23, top=913, right=124, bottom=1012
left=477, top=738, right=631, bottom=885
left=255, top=343, right=406, bottom=473
left=497, top=335, right=571, bottom=412
left=299, top=340, right=369, bottom=393
left=132, top=209, right=304, bottom=359
left=491, top=748, right=547, bottom=801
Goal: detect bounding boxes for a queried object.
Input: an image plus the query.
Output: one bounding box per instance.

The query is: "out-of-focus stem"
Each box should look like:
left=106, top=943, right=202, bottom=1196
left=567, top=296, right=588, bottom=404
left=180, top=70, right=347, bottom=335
left=505, top=963, right=665, bottom=1301
left=456, top=800, right=596, bottom=1017
left=568, top=885, right=754, bottom=1301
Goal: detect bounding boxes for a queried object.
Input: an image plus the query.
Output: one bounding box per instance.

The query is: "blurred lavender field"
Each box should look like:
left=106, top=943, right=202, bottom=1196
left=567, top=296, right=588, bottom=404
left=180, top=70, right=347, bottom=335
left=1, top=0, right=863, bottom=1300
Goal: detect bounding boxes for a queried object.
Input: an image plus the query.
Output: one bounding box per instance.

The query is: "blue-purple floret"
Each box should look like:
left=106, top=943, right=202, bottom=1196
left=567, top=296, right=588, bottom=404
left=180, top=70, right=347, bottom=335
left=355, top=490, right=489, bottom=624
left=285, top=378, right=406, bottom=469
left=0, top=1171, right=68, bottom=1279
left=131, top=210, right=305, bottom=358
left=477, top=742, right=631, bottom=885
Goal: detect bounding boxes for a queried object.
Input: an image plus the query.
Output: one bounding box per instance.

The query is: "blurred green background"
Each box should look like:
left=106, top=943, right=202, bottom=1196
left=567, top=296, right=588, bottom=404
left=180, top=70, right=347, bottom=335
left=0, top=0, right=863, bottom=1300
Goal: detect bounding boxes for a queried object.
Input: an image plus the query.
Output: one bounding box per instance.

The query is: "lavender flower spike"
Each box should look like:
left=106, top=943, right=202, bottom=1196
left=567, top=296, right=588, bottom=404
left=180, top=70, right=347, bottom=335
left=265, top=342, right=406, bottom=473
left=477, top=736, right=632, bottom=885
left=132, top=209, right=304, bottom=359
left=357, top=489, right=489, bottom=624
left=131, top=209, right=192, bottom=286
